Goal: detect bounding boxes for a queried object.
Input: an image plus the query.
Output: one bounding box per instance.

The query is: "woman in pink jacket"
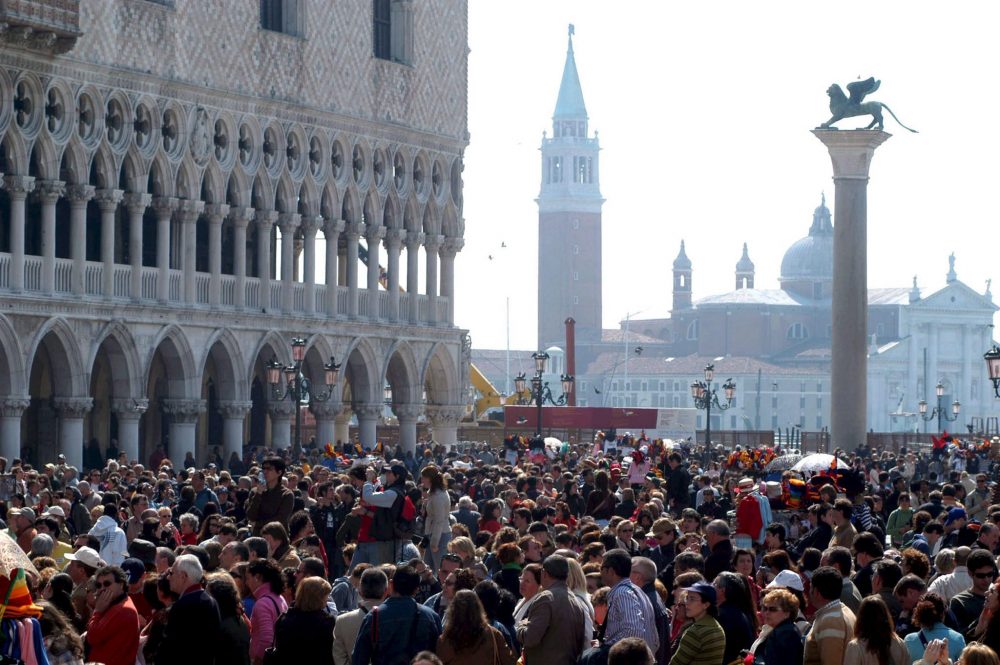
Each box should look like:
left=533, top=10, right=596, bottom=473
left=245, top=559, right=287, bottom=665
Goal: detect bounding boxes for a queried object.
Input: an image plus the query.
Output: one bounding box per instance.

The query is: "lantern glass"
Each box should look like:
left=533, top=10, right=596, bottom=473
left=985, top=346, right=1000, bottom=380
left=690, top=382, right=700, bottom=399
left=514, top=373, right=526, bottom=394
left=266, top=360, right=281, bottom=386
left=533, top=351, right=549, bottom=374
left=935, top=383, right=945, bottom=398
left=324, top=367, right=337, bottom=387
left=918, top=400, right=928, bottom=415
left=283, top=366, right=296, bottom=384
left=384, top=385, right=393, bottom=403
left=291, top=338, right=307, bottom=363
left=724, top=383, right=736, bottom=401
left=562, top=375, right=574, bottom=395
left=704, top=365, right=714, bottom=383
left=952, top=401, right=961, bottom=415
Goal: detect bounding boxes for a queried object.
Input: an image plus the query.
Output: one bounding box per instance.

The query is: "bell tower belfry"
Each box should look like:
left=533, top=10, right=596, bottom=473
left=537, top=24, right=604, bottom=350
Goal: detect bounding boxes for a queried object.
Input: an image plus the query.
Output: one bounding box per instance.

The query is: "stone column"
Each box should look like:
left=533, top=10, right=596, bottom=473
left=310, top=400, right=342, bottom=448
left=344, top=222, right=362, bottom=319
left=124, top=193, right=151, bottom=300
left=277, top=213, right=301, bottom=313
left=111, top=398, right=147, bottom=464
left=323, top=219, right=344, bottom=316
left=162, top=398, right=206, bottom=467
left=439, top=237, right=463, bottom=326
left=4, top=176, right=34, bottom=292
left=66, top=185, right=95, bottom=296
left=354, top=404, right=382, bottom=450
left=95, top=189, right=124, bottom=299
left=405, top=232, right=423, bottom=324
left=384, top=229, right=404, bottom=321
left=255, top=210, right=277, bottom=311
left=53, top=397, right=93, bottom=470
left=334, top=412, right=351, bottom=448
left=177, top=199, right=204, bottom=305
left=426, top=404, right=463, bottom=449
left=424, top=234, right=442, bottom=324
left=928, top=325, right=939, bottom=408
left=907, top=323, right=921, bottom=417
left=0, top=398, right=30, bottom=464
left=151, top=197, right=177, bottom=302
left=365, top=226, right=386, bottom=319
left=300, top=215, right=321, bottom=315
left=218, top=401, right=252, bottom=463
left=268, top=400, right=295, bottom=450
left=205, top=203, right=229, bottom=308
left=229, top=207, right=253, bottom=310
left=813, top=129, right=890, bottom=451
left=393, top=403, right=422, bottom=455
left=36, top=180, right=65, bottom=295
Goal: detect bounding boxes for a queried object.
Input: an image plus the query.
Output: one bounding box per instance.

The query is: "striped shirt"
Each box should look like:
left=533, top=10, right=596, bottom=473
left=668, top=614, right=726, bottom=665
left=605, top=579, right=659, bottom=650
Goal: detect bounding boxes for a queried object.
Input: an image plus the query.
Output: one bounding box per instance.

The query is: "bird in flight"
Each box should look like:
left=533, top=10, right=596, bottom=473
left=594, top=387, right=601, bottom=394
left=516, top=416, right=528, bottom=425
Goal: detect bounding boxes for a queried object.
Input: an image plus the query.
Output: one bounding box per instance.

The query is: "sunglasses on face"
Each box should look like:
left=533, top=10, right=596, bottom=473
left=974, top=572, right=997, bottom=580
left=96, top=580, right=116, bottom=588
left=761, top=606, right=783, bottom=613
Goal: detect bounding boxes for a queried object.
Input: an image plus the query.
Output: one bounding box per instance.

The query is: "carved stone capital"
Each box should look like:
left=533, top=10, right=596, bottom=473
left=228, top=206, right=255, bottom=228
left=323, top=218, right=345, bottom=238
left=0, top=397, right=31, bottom=418
left=53, top=397, right=93, bottom=419
left=424, top=234, right=444, bottom=252
left=151, top=196, right=179, bottom=219
left=309, top=400, right=344, bottom=420
left=299, top=215, right=322, bottom=238
left=383, top=228, right=406, bottom=250
left=3, top=175, right=35, bottom=199
left=111, top=398, right=148, bottom=417
left=34, top=180, right=65, bottom=203
left=218, top=400, right=253, bottom=419
left=255, top=209, right=278, bottom=231
left=405, top=232, right=425, bottom=251
left=440, top=237, right=464, bottom=257
left=393, top=403, right=423, bottom=422
left=204, top=203, right=231, bottom=223
left=268, top=400, right=297, bottom=419
left=364, top=224, right=386, bottom=243
left=161, top=398, right=206, bottom=423
left=123, top=192, right=152, bottom=215
left=277, top=212, right=301, bottom=235
left=65, top=184, right=96, bottom=206
left=344, top=221, right=364, bottom=240
left=425, top=404, right=464, bottom=426
left=176, top=199, right=205, bottom=222
left=94, top=188, right=124, bottom=212
left=353, top=403, right=384, bottom=420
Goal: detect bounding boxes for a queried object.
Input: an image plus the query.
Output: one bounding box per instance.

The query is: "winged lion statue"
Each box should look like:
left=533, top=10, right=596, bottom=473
left=818, top=78, right=917, bottom=133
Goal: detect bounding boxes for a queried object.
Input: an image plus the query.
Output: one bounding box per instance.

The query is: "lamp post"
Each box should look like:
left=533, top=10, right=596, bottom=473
left=983, top=344, right=1000, bottom=503
left=918, top=382, right=960, bottom=433
left=514, top=351, right=574, bottom=438
left=267, top=337, right=341, bottom=453
left=690, top=364, right=735, bottom=466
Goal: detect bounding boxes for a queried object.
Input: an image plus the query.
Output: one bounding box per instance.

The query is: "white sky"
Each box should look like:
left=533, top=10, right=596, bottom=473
left=456, top=1, right=1000, bottom=352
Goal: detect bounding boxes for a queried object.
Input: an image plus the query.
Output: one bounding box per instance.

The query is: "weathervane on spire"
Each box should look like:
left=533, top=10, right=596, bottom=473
left=569, top=23, right=574, bottom=37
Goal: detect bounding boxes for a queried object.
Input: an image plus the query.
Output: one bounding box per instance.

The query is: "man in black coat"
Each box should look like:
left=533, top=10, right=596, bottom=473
left=158, top=553, right=221, bottom=665
left=664, top=453, right=690, bottom=516
left=703, top=519, right=734, bottom=583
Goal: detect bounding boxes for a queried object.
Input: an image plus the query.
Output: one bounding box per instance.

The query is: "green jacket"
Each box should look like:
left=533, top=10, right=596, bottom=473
left=669, top=614, right=726, bottom=665
left=886, top=507, right=913, bottom=545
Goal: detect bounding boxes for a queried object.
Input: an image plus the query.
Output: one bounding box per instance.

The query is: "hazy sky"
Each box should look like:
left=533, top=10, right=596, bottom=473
left=455, top=2, right=1000, bottom=354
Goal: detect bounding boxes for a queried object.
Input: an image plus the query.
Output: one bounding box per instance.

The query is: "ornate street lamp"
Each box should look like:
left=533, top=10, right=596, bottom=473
left=918, top=381, right=960, bottom=433
left=515, top=351, right=573, bottom=437
left=268, top=338, right=341, bottom=452
left=984, top=345, right=1000, bottom=399
left=690, top=364, right=735, bottom=466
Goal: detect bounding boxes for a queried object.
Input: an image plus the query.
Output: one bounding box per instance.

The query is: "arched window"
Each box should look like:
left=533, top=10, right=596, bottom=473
left=686, top=319, right=699, bottom=341
left=786, top=323, right=809, bottom=340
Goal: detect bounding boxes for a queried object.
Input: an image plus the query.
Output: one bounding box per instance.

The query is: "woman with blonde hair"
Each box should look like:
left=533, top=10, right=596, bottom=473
left=565, top=557, right=596, bottom=649
left=271, top=576, right=335, bottom=665
left=844, top=596, right=909, bottom=665
left=437, top=589, right=515, bottom=665
left=448, top=536, right=477, bottom=567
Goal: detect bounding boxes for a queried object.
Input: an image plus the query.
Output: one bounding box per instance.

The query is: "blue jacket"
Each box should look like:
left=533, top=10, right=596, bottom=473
left=352, top=596, right=441, bottom=665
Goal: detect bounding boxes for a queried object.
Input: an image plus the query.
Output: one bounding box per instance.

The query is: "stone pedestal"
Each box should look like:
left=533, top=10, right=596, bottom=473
left=0, top=398, right=30, bottom=463
left=812, top=129, right=891, bottom=452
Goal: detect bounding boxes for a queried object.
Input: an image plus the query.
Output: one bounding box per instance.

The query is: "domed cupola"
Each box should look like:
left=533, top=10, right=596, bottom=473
left=779, top=194, right=833, bottom=299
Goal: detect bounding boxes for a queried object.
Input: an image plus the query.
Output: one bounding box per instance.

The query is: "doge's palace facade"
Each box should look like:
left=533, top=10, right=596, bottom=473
left=0, top=0, right=470, bottom=469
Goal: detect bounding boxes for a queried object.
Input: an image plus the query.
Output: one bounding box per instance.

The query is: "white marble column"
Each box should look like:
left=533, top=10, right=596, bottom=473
left=425, top=234, right=442, bottom=324
left=310, top=400, right=342, bottom=449
left=334, top=412, right=351, bottom=448
left=95, top=189, right=124, bottom=299
left=365, top=225, right=386, bottom=319
left=426, top=404, right=463, bottom=449
left=0, top=398, right=30, bottom=464
left=205, top=203, right=229, bottom=308
left=229, top=207, right=253, bottom=310
left=439, top=237, right=463, bottom=326
left=907, top=323, right=921, bottom=415
left=813, top=129, right=890, bottom=451
left=961, top=325, right=973, bottom=421
left=323, top=219, right=344, bottom=317
left=345, top=222, right=362, bottom=319
left=162, top=398, right=206, bottom=467
left=268, top=401, right=295, bottom=450
left=177, top=200, right=204, bottom=305
left=384, top=229, right=404, bottom=321
left=66, top=185, right=95, bottom=296
left=354, top=404, right=382, bottom=450
left=111, top=398, right=147, bottom=464
left=151, top=197, right=177, bottom=302
left=36, top=181, right=65, bottom=295
left=301, top=215, right=321, bottom=315
left=255, top=210, right=277, bottom=311
left=4, top=176, right=34, bottom=292
left=405, top=232, right=423, bottom=324
left=929, top=325, right=939, bottom=404
left=218, top=401, right=252, bottom=463
left=53, top=397, right=92, bottom=470
left=124, top=193, right=152, bottom=300
left=278, top=213, right=300, bottom=314
left=394, top=403, right=422, bottom=455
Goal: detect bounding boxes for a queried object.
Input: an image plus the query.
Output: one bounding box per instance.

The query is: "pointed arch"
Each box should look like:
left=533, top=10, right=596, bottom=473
left=362, top=189, right=381, bottom=227
left=321, top=180, right=341, bottom=221
left=201, top=328, right=247, bottom=401
left=383, top=192, right=401, bottom=230
left=252, top=173, right=275, bottom=211
left=248, top=330, right=294, bottom=376
left=226, top=168, right=250, bottom=208
left=403, top=197, right=420, bottom=233
left=383, top=339, right=419, bottom=405
left=0, top=130, right=28, bottom=174
left=0, top=313, right=26, bottom=396
left=200, top=160, right=225, bottom=204
left=149, top=152, right=174, bottom=197
left=297, top=178, right=319, bottom=216
left=89, top=320, right=142, bottom=398
left=422, top=342, right=459, bottom=406
left=441, top=202, right=460, bottom=238
left=26, top=317, right=87, bottom=396
left=58, top=139, right=89, bottom=185
left=29, top=135, right=61, bottom=180
left=341, top=336, right=380, bottom=405
left=175, top=158, right=199, bottom=200
left=145, top=324, right=198, bottom=398
left=119, top=148, right=149, bottom=193
left=341, top=186, right=360, bottom=225
left=300, top=334, right=335, bottom=388
left=88, top=143, right=118, bottom=189
left=422, top=200, right=439, bottom=235
left=275, top=173, right=297, bottom=214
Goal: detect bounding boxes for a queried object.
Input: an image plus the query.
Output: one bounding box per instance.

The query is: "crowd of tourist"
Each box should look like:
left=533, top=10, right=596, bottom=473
left=1, top=434, right=1000, bottom=665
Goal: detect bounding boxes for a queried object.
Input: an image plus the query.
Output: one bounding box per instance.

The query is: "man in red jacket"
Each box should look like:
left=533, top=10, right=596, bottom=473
left=86, top=565, right=141, bottom=665
left=734, top=478, right=763, bottom=550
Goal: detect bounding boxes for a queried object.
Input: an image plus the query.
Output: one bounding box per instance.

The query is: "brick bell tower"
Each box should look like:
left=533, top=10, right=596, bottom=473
left=537, top=24, right=605, bottom=351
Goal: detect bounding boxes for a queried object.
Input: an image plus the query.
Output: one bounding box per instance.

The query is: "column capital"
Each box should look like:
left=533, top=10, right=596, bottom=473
left=811, top=129, right=891, bottom=179
left=34, top=179, right=66, bottom=202
left=53, top=396, right=94, bottom=418
left=383, top=228, right=406, bottom=249
left=353, top=403, right=384, bottom=419
left=440, top=236, right=464, bottom=257
left=424, top=234, right=444, bottom=251
left=204, top=203, right=231, bottom=222
left=94, top=188, right=124, bottom=211
left=111, top=398, right=148, bottom=416
left=0, top=397, right=31, bottom=418
left=218, top=400, right=253, bottom=418
left=65, top=184, right=96, bottom=206
left=177, top=198, right=205, bottom=221
left=323, top=218, right=345, bottom=238
left=425, top=404, right=464, bottom=426
left=300, top=214, right=322, bottom=237
left=268, top=400, right=297, bottom=418
left=405, top=231, right=425, bottom=250
left=2, top=175, right=35, bottom=199
left=255, top=209, right=278, bottom=230
left=309, top=400, right=344, bottom=419
left=228, top=206, right=256, bottom=228
left=162, top=398, right=206, bottom=423
left=123, top=192, right=152, bottom=215
left=151, top=196, right=179, bottom=218
left=277, top=212, right=301, bottom=234
left=393, top=403, right=423, bottom=421
left=344, top=221, right=364, bottom=239
left=364, top=224, right=386, bottom=243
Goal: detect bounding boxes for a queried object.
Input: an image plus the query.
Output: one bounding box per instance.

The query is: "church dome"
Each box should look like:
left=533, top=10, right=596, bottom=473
left=780, top=195, right=833, bottom=285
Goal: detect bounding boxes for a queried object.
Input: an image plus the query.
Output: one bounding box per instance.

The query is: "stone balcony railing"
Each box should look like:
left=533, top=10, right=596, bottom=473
left=0, top=0, right=81, bottom=53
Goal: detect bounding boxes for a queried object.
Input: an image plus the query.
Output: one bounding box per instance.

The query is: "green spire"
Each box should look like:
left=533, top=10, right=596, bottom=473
left=553, top=24, right=588, bottom=120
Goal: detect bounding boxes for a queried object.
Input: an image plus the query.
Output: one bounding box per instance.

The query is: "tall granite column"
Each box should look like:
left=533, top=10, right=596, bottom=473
left=344, top=223, right=362, bottom=319
left=4, top=176, right=35, bottom=292
left=813, top=129, right=890, bottom=452
left=229, top=207, right=253, bottom=310
left=255, top=210, right=277, bottom=311
left=278, top=213, right=300, bottom=313
left=323, top=219, right=344, bottom=316
left=37, top=181, right=65, bottom=295
left=66, top=185, right=95, bottom=296
left=301, top=215, right=321, bottom=315
left=205, top=203, right=229, bottom=308
left=178, top=200, right=204, bottom=304
left=96, top=189, right=124, bottom=299
left=151, top=197, right=177, bottom=302
left=125, top=193, right=152, bottom=300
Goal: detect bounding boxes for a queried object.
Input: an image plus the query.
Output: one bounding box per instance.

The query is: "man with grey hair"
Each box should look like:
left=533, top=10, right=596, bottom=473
left=630, top=556, right=669, bottom=665
left=333, top=567, right=388, bottom=665
left=30, top=533, right=54, bottom=559
left=928, top=546, right=972, bottom=602
left=518, top=554, right=587, bottom=665
left=159, top=554, right=221, bottom=664
left=451, top=495, right=481, bottom=538
left=704, top=519, right=733, bottom=582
